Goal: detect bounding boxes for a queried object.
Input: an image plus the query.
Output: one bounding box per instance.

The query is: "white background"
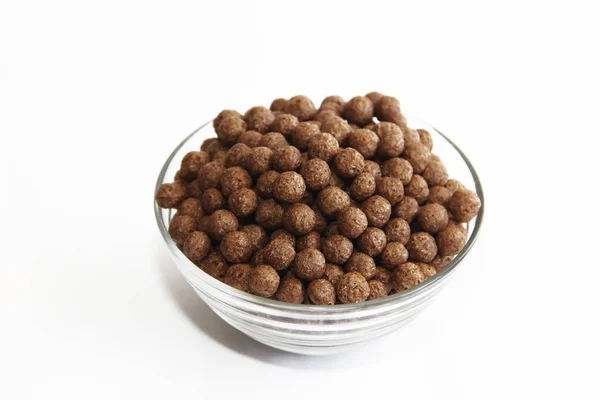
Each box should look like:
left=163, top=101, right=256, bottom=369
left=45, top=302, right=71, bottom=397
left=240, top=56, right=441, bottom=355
left=1, top=1, right=599, bottom=399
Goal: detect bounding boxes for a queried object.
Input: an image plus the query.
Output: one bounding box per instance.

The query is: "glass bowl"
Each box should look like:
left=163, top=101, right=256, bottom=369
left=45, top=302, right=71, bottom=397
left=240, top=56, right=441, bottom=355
left=154, top=116, right=484, bottom=355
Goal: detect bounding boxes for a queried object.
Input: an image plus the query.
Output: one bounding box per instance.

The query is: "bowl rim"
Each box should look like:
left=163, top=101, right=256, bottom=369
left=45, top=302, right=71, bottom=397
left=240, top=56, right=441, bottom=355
left=154, top=117, right=484, bottom=312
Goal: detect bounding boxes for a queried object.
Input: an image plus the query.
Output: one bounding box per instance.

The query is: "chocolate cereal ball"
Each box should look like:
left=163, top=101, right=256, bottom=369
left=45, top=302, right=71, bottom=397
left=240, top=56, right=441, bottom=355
left=285, top=95, right=317, bottom=121
left=393, top=196, right=419, bottom=223
left=300, top=158, right=331, bottom=191
left=347, top=128, right=380, bottom=159
left=275, top=276, right=305, bottom=304
left=423, top=160, right=448, bottom=187
left=448, top=189, right=481, bottom=223
left=294, top=249, right=326, bottom=280
left=393, top=262, right=425, bottom=291
left=307, top=279, right=336, bottom=305
left=322, top=95, right=345, bottom=106
left=271, top=229, right=296, bottom=247
left=320, top=116, right=352, bottom=146
left=405, top=175, right=430, bottom=204
left=241, top=224, right=268, bottom=251
left=255, top=170, right=279, bottom=198
left=345, top=251, right=376, bottom=279
left=324, top=263, right=344, bottom=287
left=220, top=166, right=252, bottom=198
left=427, top=186, right=452, bottom=206
left=224, top=263, right=252, bottom=292
left=198, top=251, right=229, bottom=280
left=273, top=171, right=306, bottom=203
left=212, top=150, right=228, bottom=165
left=417, top=129, right=433, bottom=150
left=237, top=130, right=263, bottom=148
left=337, top=207, right=369, bottom=239
left=245, top=146, right=273, bottom=176
left=436, top=222, right=468, bottom=257
left=264, top=238, right=296, bottom=270
left=418, top=262, right=437, bottom=279
left=314, top=109, right=340, bottom=123
left=216, top=116, right=247, bottom=145
left=312, top=206, right=327, bottom=233
left=380, top=242, right=409, bottom=269
left=357, top=227, right=387, bottom=257
left=431, top=255, right=453, bottom=272
left=322, top=234, right=354, bottom=265
left=365, top=91, right=383, bottom=106
left=407, top=232, right=438, bottom=263
left=197, top=162, right=225, bottom=191
left=363, top=160, right=382, bottom=178
left=270, top=98, right=288, bottom=112
left=244, top=106, right=274, bottom=133
left=349, top=172, right=376, bottom=202
left=228, top=188, right=258, bottom=217
left=361, top=195, right=392, bottom=228
left=337, top=272, right=370, bottom=304
left=180, top=151, right=210, bottom=181
left=156, top=182, right=187, bottom=208
left=270, top=113, right=298, bottom=137
left=292, top=122, right=320, bottom=151
left=255, top=199, right=284, bottom=231
left=209, top=209, right=238, bottom=240
left=283, top=203, right=316, bottom=235
left=200, top=188, right=224, bottom=215
left=382, top=157, right=413, bottom=185
left=168, top=213, right=196, bottom=245
left=384, top=218, right=411, bottom=244
left=334, top=148, right=364, bottom=178
left=375, top=176, right=404, bottom=205
left=374, top=267, right=393, bottom=293
left=220, top=231, right=253, bottom=263
left=367, top=280, right=388, bottom=300
left=296, top=231, right=321, bottom=252
left=186, top=178, right=203, bottom=199
left=213, top=109, right=242, bottom=130
left=343, top=96, right=374, bottom=125
left=418, top=203, right=449, bottom=234
left=376, top=125, right=405, bottom=159
left=445, top=179, right=466, bottom=195
left=177, top=198, right=204, bottom=218
left=225, top=143, right=252, bottom=168
left=308, top=132, right=340, bottom=162
left=183, top=231, right=211, bottom=261
left=374, top=96, right=402, bottom=124
left=273, top=146, right=302, bottom=172
left=201, top=137, right=218, bottom=153
left=403, top=142, right=432, bottom=174
left=249, top=265, right=280, bottom=297
left=259, top=131, right=287, bottom=150
left=328, top=172, right=346, bottom=189
left=316, top=186, right=348, bottom=218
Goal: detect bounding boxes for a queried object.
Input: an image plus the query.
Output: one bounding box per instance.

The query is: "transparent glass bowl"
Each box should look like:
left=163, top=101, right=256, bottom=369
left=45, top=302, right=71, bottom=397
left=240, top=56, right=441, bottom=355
left=154, top=116, right=484, bottom=355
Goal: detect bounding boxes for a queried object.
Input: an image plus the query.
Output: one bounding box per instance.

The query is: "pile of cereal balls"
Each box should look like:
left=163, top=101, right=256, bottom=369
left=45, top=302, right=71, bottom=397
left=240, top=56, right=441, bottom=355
left=156, top=93, right=481, bottom=305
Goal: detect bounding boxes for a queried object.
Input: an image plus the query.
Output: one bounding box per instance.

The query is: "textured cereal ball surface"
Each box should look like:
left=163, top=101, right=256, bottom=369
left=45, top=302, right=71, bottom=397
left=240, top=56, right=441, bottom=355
left=220, top=231, right=253, bottom=263
left=428, top=186, right=452, bottom=205
left=300, top=158, right=331, bottom=191
left=363, top=160, right=382, bottom=178
left=317, top=186, right=350, bottom=218
left=313, top=207, right=327, bottom=233
left=343, top=96, right=374, bottom=125
left=270, top=98, right=288, bottom=112
left=273, top=171, right=306, bottom=203
left=384, top=218, right=411, bottom=244
left=200, top=188, right=224, bottom=215
left=225, top=143, right=251, bottom=168
left=423, top=160, right=449, bottom=187
left=322, top=234, right=354, bottom=265
left=264, top=238, right=296, bottom=270
left=249, top=264, right=280, bottom=297
left=296, top=231, right=321, bottom=252
left=292, top=122, right=320, bottom=151
left=448, top=189, right=481, bottom=223
left=211, top=150, right=227, bottom=165
left=374, top=267, right=393, bottom=293
left=255, top=170, right=279, bottom=198
left=393, top=196, right=419, bottom=223
left=380, top=242, right=409, bottom=269
left=377, top=130, right=405, bottom=159
left=417, top=129, right=434, bottom=150
left=436, top=223, right=468, bottom=257
left=198, top=252, right=229, bottom=280
left=237, top=130, right=262, bottom=148
left=322, top=95, right=345, bottom=106
left=213, top=109, right=242, bottom=130
left=241, top=224, right=268, bottom=251
left=320, top=116, right=352, bottom=146
left=216, top=116, right=247, bottom=145
left=228, top=188, right=258, bottom=217
left=201, top=137, right=219, bottom=153
left=244, top=106, right=274, bottom=133
left=324, top=263, right=344, bottom=287
left=376, top=176, right=404, bottom=205
left=156, top=182, right=187, bottom=208
left=407, top=232, right=438, bottom=263
left=197, top=162, right=225, bottom=191
left=273, top=146, right=302, bottom=172
left=367, top=280, right=388, bottom=300
left=209, top=209, right=238, bottom=240
left=186, top=179, right=203, bottom=199
left=337, top=207, right=369, bottom=239
left=224, top=263, right=252, bottom=292
left=337, top=272, right=370, bottom=304
left=283, top=203, right=316, bottom=235
left=403, top=142, right=432, bottom=174
left=276, top=277, right=305, bottom=304
left=180, top=151, right=210, bottom=181
left=357, top=227, right=387, bottom=257
left=382, top=157, right=413, bottom=185
left=285, top=95, right=317, bottom=121
left=347, top=129, right=380, bottom=159
left=307, top=279, right=336, bottom=305
left=308, top=132, right=340, bottom=162
left=255, top=199, right=284, bottom=231
left=349, top=172, right=376, bottom=202
left=270, top=113, right=298, bottom=137
left=361, top=195, right=392, bottom=228
left=393, top=262, right=426, bottom=291
left=431, top=255, right=453, bottom=272
left=445, top=179, right=466, bottom=195
left=205, top=139, right=228, bottom=158
left=374, top=96, right=402, bottom=124
left=405, top=175, right=430, bottom=204
left=245, top=146, right=273, bottom=176
left=169, top=214, right=197, bottom=245
left=328, top=172, right=346, bottom=189
left=294, top=249, right=326, bottom=280
left=365, top=91, right=383, bottom=106
left=259, top=131, right=288, bottom=150
left=345, top=251, right=377, bottom=279
left=271, top=229, right=296, bottom=246
left=220, top=166, right=252, bottom=198
left=418, top=203, right=449, bottom=234
left=183, top=231, right=211, bottom=261
left=314, top=109, right=340, bottom=123
left=419, top=262, right=437, bottom=279
left=334, top=148, right=364, bottom=178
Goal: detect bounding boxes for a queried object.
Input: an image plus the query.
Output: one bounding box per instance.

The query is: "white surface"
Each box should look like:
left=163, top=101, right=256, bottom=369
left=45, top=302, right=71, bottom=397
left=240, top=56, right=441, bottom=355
left=1, top=1, right=599, bottom=399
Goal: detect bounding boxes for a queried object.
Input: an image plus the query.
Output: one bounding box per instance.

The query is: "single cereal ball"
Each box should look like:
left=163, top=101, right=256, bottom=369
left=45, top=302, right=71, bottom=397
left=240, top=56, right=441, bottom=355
left=270, top=98, right=288, bottom=112
left=256, top=170, right=280, bottom=198
left=271, top=229, right=296, bottom=247
left=205, top=140, right=229, bottom=159
left=208, top=209, right=238, bottom=240
left=345, top=251, right=376, bottom=279
left=418, top=262, right=437, bottom=279
left=273, top=171, right=306, bottom=203
left=382, top=157, right=413, bottom=185
left=244, top=106, right=274, bottom=133
left=249, top=264, right=280, bottom=297
left=363, top=160, right=382, bottom=178
left=186, top=179, right=203, bottom=199
left=213, top=109, right=242, bottom=130
left=198, top=251, right=229, bottom=280
left=216, top=116, right=247, bottom=145
left=337, top=272, right=370, bottom=304
left=245, top=146, right=273, bottom=176
left=423, top=160, right=448, bottom=187
left=285, top=95, right=317, bottom=121
left=445, top=179, right=466, bottom=195
left=220, top=231, right=253, bottom=263
left=197, top=162, right=225, bottom=191
left=448, top=189, right=481, bottom=223
left=183, top=231, right=211, bottom=261
left=270, top=113, right=298, bottom=137
left=296, top=231, right=321, bottom=252
left=308, top=132, right=340, bottom=162
left=437, top=222, right=468, bottom=257
left=300, top=158, right=331, bottom=191
left=320, top=116, right=352, bottom=146
left=343, top=96, right=374, bottom=125
left=220, top=166, right=252, bottom=198
left=197, top=215, right=211, bottom=233
left=294, top=249, right=326, bottom=280
left=283, top=204, right=316, bottom=235
left=224, top=263, right=252, bottom=292
left=328, top=171, right=346, bottom=189
left=156, top=182, right=187, bottom=208
left=365, top=91, right=383, bottom=106
left=393, top=196, right=419, bottom=222
left=263, top=238, right=296, bottom=270
left=168, top=213, right=196, bottom=245
left=427, top=186, right=452, bottom=205
left=255, top=199, right=284, bottom=231
left=384, top=218, right=411, bottom=245
left=361, top=195, right=391, bottom=228
left=431, top=254, right=453, bottom=272
left=337, top=207, right=369, bottom=239
left=212, top=150, right=228, bottom=165
left=403, top=142, right=432, bottom=173
left=228, top=188, right=258, bottom=217
left=418, top=204, right=449, bottom=234
left=334, top=148, right=364, bottom=178
left=307, top=279, right=336, bottom=305
left=259, top=131, right=287, bottom=150
left=324, top=263, right=344, bottom=287
left=380, top=242, right=409, bottom=269
left=417, top=129, right=433, bottom=150
left=367, top=280, right=388, bottom=300
left=393, top=262, right=426, bottom=291
left=322, top=234, right=354, bottom=264
left=180, top=151, right=210, bottom=181
left=322, top=95, right=345, bottom=106
left=318, top=186, right=350, bottom=218
left=405, top=175, right=430, bottom=204
left=407, top=232, right=438, bottom=262
left=375, top=176, right=404, bottom=205
left=275, top=276, right=305, bottom=304
left=374, top=267, right=393, bottom=293
left=272, top=146, right=302, bottom=172
left=201, top=137, right=218, bottom=153
left=251, top=248, right=265, bottom=266
left=403, top=128, right=420, bottom=144
left=200, top=188, right=224, bottom=215
left=347, top=128, right=380, bottom=159
left=291, top=122, right=320, bottom=151
left=237, top=130, right=263, bottom=148
left=319, top=102, right=343, bottom=117
left=374, top=96, right=402, bottom=124
left=225, top=143, right=252, bottom=168
left=349, top=172, right=376, bottom=202
left=241, top=224, right=268, bottom=251
left=177, top=198, right=204, bottom=219
left=312, top=206, right=327, bottom=233
left=357, top=227, right=387, bottom=257
left=377, top=127, right=405, bottom=159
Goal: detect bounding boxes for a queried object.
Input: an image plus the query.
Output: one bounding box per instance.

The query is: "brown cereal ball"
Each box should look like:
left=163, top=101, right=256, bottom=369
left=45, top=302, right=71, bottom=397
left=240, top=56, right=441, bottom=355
left=237, top=130, right=263, bottom=148
left=270, top=113, right=298, bottom=137
left=216, top=116, right=247, bottom=145
left=423, top=160, right=448, bottom=187
left=205, top=140, right=229, bottom=159
left=251, top=248, right=265, bottom=266
left=308, top=132, right=340, bottom=162
left=296, top=231, right=321, bottom=252
left=201, top=137, right=219, bottom=153
left=283, top=203, right=316, bottom=235
left=272, top=146, right=302, bottom=172
left=348, top=172, right=376, bottom=202
left=431, top=255, right=453, bottom=272
left=448, top=219, right=468, bottom=235
left=156, top=182, right=187, bottom=208
left=245, top=146, right=273, bottom=176
left=343, top=96, right=374, bottom=125
left=241, top=224, right=268, bottom=251
left=186, top=179, right=203, bottom=199
left=197, top=162, right=225, bottom=191
left=328, top=172, right=347, bottom=189
left=273, top=171, right=306, bottom=203
left=168, top=213, right=196, bottom=245
left=198, top=251, right=229, bottom=280
left=275, top=276, right=305, bottom=304
left=417, top=129, right=433, bottom=150
left=403, top=128, right=421, bottom=144
left=318, top=186, right=350, bottom=218
left=255, top=199, right=284, bottom=231
left=220, top=166, right=252, bottom=198
left=445, top=179, right=466, bottom=195
left=337, top=272, right=370, bottom=304
left=418, top=262, right=437, bottom=279
left=255, top=170, right=279, bottom=198
left=374, top=96, right=402, bottom=124
left=285, top=95, right=317, bottom=121
left=300, top=191, right=314, bottom=206
left=180, top=151, right=210, bottom=181
left=427, top=186, right=452, bottom=205
left=361, top=195, right=391, bottom=228
left=380, top=242, right=409, bottom=269
left=367, top=280, right=388, bottom=300
left=225, top=143, right=251, bottom=168
left=307, top=279, right=336, bottom=305
left=324, top=264, right=344, bottom=287
left=448, top=189, right=481, bottom=223
left=357, top=227, right=387, bottom=257
left=264, top=238, right=296, bottom=270
left=212, top=150, right=228, bottom=166
left=244, top=106, right=274, bottom=133
left=345, top=251, right=376, bottom=279
left=322, top=234, right=354, bottom=264
left=291, top=122, right=320, bottom=151
left=382, top=157, right=413, bottom=185
left=405, top=175, right=430, bottom=204
left=334, top=148, right=364, bottom=178
left=393, top=196, right=419, bottom=222
left=407, top=232, right=438, bottom=262
left=197, top=215, right=211, bottom=233
left=213, top=109, right=242, bottom=130
left=384, top=218, right=411, bottom=245
left=208, top=209, right=238, bottom=240
left=403, top=142, right=432, bottom=174
left=300, top=158, right=331, bottom=192
left=228, top=188, right=258, bottom=217
left=365, top=91, right=384, bottom=106
left=375, top=176, right=404, bottom=205
left=249, top=264, right=280, bottom=297
left=314, top=109, right=340, bottom=124
left=312, top=206, right=327, bottom=233
left=437, top=223, right=468, bottom=257
left=337, top=207, right=369, bottom=239
left=320, top=116, right=352, bottom=146
left=322, top=95, right=345, bottom=106
left=224, top=263, right=252, bottom=292
left=347, top=129, right=380, bottom=159
left=183, top=231, right=211, bottom=261
left=418, top=204, right=449, bottom=234
left=200, top=188, right=223, bottom=215
left=374, top=267, right=393, bottom=293
left=271, top=229, right=296, bottom=247
left=377, top=130, right=405, bottom=159
left=177, top=198, right=204, bottom=219
left=294, top=249, right=326, bottom=280
left=363, top=160, right=382, bottom=178
left=393, top=262, right=425, bottom=291
left=220, top=231, right=253, bottom=263
left=259, top=131, right=287, bottom=150
left=270, top=98, right=288, bottom=112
